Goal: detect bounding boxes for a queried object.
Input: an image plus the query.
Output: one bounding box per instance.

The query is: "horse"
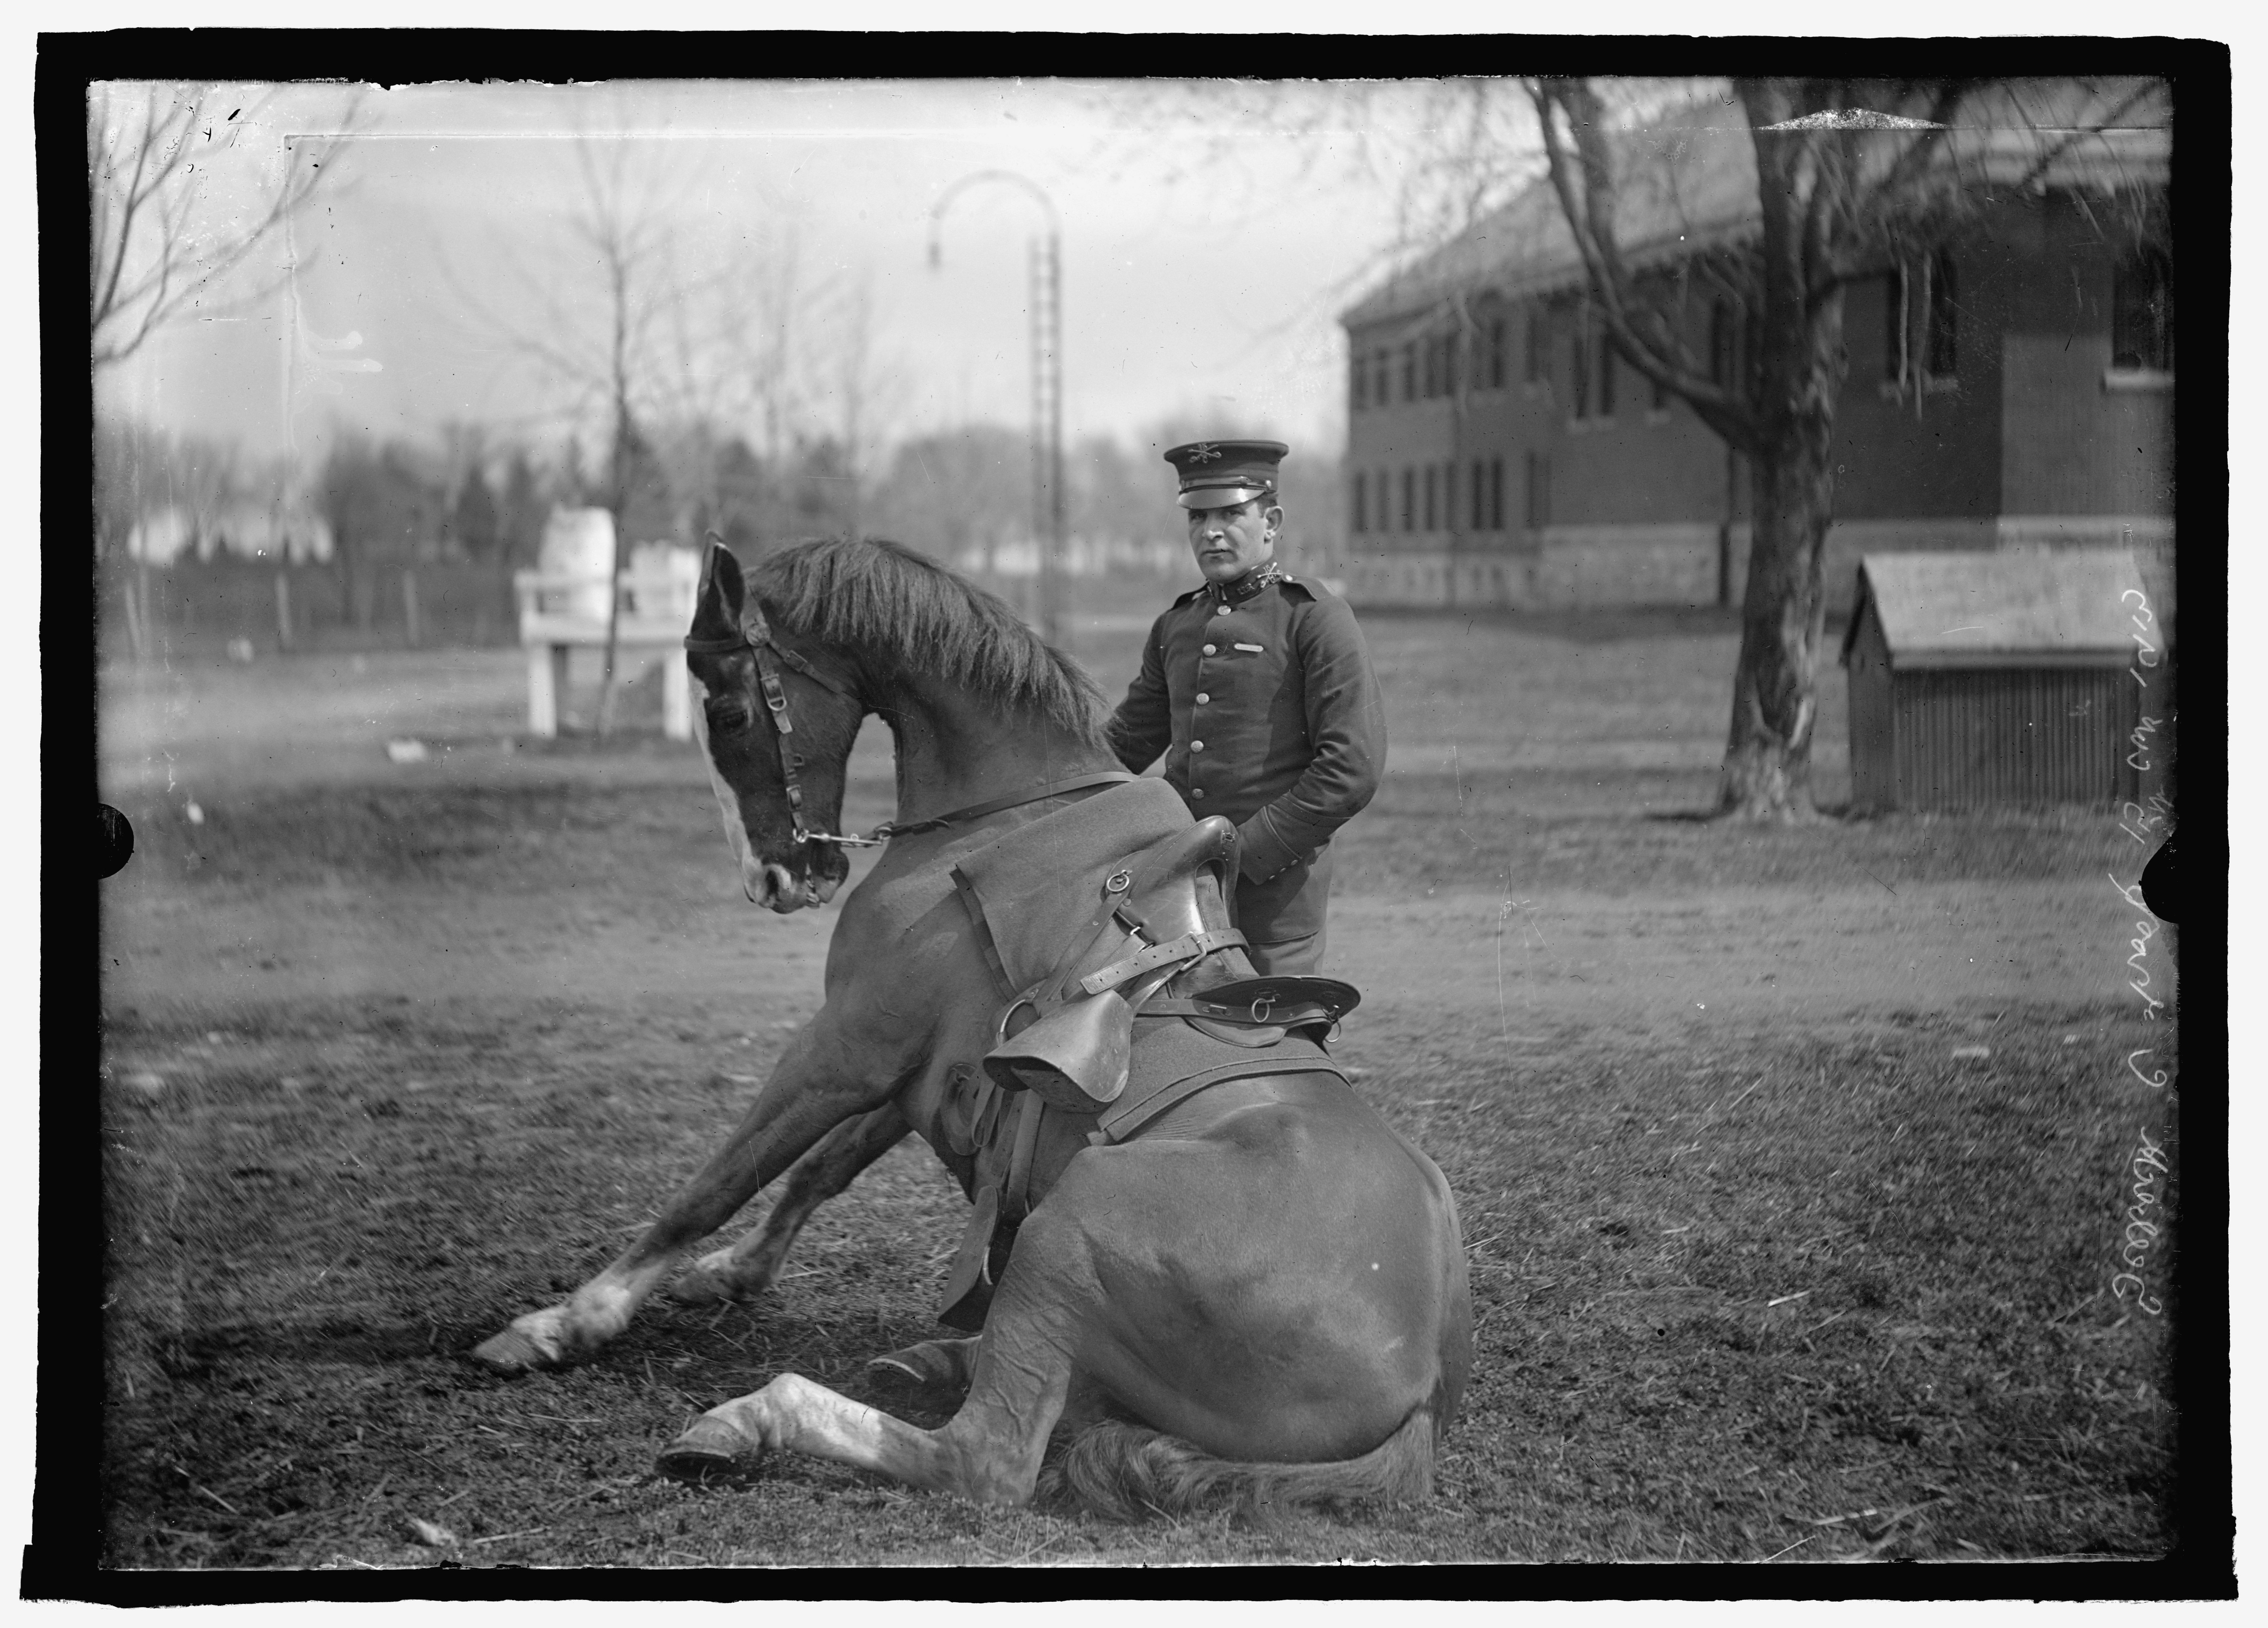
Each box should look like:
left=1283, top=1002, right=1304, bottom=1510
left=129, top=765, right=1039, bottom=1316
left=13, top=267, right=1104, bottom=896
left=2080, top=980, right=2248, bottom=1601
left=471, top=537, right=1471, bottom=1515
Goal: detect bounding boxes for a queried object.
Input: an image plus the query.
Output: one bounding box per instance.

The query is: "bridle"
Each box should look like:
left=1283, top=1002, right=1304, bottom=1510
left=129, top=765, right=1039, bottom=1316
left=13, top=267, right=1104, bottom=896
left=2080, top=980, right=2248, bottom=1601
left=683, top=589, right=884, bottom=850
left=683, top=573, right=1134, bottom=852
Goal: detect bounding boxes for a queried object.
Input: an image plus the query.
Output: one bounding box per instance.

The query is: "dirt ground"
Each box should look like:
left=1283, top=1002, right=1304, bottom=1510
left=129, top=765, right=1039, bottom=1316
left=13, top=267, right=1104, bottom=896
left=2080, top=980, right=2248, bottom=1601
left=86, top=612, right=2188, bottom=1573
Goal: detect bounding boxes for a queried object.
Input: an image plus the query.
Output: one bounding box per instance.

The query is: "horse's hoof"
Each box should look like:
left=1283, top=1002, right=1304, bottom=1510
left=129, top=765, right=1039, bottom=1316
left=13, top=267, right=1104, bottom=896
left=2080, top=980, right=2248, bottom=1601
left=866, top=1341, right=968, bottom=1392
left=656, top=1418, right=753, bottom=1485
left=866, top=1352, right=929, bottom=1389
left=667, top=1263, right=747, bottom=1308
left=468, top=1326, right=556, bottom=1375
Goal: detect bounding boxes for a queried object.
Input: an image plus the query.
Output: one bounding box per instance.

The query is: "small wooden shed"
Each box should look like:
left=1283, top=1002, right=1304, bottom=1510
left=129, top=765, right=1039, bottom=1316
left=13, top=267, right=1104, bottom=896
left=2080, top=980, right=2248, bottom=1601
left=1840, top=551, right=2150, bottom=812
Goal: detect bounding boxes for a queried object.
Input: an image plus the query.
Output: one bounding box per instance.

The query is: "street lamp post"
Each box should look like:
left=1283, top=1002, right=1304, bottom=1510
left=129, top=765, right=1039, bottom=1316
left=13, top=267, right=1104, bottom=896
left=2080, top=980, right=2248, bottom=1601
left=928, top=170, right=1066, bottom=649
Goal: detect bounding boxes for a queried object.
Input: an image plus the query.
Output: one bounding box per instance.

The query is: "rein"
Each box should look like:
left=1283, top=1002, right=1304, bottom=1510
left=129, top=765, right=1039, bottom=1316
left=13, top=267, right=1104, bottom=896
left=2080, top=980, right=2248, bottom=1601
left=683, top=579, right=1132, bottom=850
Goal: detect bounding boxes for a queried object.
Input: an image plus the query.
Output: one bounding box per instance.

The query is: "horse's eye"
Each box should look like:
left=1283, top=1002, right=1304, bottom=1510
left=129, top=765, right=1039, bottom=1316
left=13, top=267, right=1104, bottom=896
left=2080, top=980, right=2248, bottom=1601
left=706, top=698, right=753, bottom=735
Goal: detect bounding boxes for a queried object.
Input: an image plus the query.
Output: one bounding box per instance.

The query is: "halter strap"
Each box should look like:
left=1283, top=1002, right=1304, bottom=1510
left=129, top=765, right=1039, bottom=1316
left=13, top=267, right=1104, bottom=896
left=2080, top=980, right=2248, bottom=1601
left=684, top=583, right=863, bottom=847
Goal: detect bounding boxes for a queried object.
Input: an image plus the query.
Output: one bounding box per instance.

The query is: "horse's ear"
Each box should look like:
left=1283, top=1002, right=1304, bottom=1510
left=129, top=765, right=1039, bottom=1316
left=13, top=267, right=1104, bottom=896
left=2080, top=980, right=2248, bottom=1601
left=693, top=537, right=745, bottom=642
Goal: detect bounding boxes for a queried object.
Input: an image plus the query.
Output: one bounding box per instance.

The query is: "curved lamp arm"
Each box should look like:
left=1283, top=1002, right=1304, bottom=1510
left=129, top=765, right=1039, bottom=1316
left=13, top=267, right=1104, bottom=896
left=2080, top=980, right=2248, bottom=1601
left=927, top=169, right=1061, bottom=266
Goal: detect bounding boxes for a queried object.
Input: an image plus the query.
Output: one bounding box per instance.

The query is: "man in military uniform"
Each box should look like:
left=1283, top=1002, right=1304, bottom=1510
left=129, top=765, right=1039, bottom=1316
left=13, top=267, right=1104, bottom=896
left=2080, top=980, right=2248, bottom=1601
left=1104, top=440, right=1387, bottom=976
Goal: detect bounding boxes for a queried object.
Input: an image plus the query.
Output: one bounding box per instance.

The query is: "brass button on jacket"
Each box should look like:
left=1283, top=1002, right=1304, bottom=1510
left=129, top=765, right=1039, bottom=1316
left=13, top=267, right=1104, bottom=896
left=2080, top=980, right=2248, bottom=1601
left=1105, top=571, right=1386, bottom=916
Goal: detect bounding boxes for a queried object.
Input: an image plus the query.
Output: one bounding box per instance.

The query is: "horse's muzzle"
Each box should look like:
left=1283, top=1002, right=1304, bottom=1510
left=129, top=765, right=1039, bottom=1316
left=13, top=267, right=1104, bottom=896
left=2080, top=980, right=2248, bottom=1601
left=745, top=860, right=807, bottom=913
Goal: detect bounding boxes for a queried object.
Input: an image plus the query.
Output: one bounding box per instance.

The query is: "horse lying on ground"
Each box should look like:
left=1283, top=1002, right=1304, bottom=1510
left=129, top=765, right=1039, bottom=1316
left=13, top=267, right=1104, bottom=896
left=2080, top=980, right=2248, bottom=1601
left=471, top=537, right=1470, bottom=1515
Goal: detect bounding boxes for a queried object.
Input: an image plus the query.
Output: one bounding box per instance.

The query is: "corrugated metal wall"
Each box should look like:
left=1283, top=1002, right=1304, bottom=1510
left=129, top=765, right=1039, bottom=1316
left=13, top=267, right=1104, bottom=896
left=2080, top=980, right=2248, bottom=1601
left=1891, top=665, right=2140, bottom=809
left=1846, top=613, right=1899, bottom=812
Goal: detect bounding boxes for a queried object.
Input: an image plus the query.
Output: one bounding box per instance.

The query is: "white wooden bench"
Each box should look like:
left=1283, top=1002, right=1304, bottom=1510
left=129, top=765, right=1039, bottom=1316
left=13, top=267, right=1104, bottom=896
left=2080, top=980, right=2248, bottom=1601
left=513, top=555, right=699, bottom=741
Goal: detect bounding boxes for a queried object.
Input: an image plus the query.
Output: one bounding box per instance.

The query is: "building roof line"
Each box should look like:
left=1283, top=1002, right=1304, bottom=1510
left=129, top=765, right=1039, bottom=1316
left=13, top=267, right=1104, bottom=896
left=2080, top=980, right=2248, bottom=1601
left=1342, top=81, right=2169, bottom=333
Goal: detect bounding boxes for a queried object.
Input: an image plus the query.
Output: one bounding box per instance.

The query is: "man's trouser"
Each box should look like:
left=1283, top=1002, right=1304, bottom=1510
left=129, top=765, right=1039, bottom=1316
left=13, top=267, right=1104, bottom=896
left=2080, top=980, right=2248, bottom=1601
left=1230, top=841, right=1331, bottom=977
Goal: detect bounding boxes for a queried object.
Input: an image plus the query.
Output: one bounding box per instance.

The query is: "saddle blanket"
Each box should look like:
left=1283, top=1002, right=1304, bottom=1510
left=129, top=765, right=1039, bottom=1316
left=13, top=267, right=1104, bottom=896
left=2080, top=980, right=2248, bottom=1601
left=951, top=775, right=1193, bottom=996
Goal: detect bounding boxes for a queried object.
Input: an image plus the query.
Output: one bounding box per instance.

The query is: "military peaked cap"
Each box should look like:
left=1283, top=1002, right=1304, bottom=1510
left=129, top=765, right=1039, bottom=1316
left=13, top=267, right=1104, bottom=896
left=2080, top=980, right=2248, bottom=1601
left=1164, top=439, right=1290, bottom=510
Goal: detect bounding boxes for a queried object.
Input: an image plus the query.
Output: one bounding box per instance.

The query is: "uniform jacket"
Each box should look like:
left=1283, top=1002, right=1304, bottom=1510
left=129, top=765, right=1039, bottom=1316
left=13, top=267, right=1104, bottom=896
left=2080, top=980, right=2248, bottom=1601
left=1105, top=568, right=1387, bottom=890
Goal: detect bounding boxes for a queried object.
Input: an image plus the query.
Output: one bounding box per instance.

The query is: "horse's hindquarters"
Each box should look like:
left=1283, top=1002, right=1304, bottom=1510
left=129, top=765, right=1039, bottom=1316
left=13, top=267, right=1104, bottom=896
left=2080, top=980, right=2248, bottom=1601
left=1027, top=1073, right=1469, bottom=1466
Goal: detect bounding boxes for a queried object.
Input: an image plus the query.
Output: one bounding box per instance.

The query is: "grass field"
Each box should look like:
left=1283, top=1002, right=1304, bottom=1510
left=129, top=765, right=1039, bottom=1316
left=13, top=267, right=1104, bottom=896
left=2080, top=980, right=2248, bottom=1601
left=92, top=606, right=2185, bottom=1570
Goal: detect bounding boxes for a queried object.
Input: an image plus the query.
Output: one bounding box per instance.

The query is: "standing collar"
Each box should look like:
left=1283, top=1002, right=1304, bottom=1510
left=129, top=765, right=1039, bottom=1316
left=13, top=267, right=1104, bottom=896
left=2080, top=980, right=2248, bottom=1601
left=1209, top=560, right=1285, bottom=606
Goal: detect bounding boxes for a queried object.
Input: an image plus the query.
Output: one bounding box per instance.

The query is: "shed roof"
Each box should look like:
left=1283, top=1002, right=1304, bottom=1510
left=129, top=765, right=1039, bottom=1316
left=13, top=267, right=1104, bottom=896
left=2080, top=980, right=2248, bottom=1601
left=1342, top=79, right=2170, bottom=333
left=1841, top=551, right=2149, bottom=669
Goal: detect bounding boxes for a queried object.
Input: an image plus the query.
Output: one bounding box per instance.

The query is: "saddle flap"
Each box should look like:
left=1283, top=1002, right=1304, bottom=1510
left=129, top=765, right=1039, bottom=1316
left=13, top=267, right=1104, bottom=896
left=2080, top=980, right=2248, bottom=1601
left=982, top=987, right=1136, bottom=1111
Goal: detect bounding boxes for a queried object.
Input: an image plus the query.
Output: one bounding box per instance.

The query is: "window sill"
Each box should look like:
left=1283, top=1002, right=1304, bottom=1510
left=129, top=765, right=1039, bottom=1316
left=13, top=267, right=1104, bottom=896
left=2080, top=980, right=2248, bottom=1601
left=2102, top=368, right=2174, bottom=393
left=1877, top=376, right=1959, bottom=400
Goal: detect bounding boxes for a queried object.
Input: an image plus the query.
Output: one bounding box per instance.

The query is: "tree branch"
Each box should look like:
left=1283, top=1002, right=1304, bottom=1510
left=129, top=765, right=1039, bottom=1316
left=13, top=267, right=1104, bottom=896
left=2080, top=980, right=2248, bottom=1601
left=1527, top=77, right=1759, bottom=452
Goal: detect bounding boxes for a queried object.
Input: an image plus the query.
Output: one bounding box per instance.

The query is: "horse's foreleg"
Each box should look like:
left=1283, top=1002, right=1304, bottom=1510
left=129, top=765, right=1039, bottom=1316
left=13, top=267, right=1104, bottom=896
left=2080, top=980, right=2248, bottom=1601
left=658, top=1351, right=1072, bottom=1507
left=672, top=1102, right=909, bottom=1306
left=659, top=1203, right=1093, bottom=1505
left=472, top=1024, right=891, bottom=1375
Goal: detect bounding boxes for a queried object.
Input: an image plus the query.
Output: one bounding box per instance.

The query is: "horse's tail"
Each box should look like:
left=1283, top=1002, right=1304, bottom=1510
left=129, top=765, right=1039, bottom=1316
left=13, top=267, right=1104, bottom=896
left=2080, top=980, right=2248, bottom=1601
left=1038, top=1404, right=1439, bottom=1522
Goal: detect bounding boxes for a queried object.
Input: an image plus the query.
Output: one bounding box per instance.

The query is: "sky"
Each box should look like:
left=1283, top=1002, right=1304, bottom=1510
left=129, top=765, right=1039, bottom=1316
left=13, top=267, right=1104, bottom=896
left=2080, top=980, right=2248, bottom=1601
left=98, top=78, right=1516, bottom=476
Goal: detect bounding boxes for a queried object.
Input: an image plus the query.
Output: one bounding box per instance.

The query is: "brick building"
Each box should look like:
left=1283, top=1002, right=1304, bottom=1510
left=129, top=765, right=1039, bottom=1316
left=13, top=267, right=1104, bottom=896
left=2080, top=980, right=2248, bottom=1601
left=1338, top=90, right=2173, bottom=615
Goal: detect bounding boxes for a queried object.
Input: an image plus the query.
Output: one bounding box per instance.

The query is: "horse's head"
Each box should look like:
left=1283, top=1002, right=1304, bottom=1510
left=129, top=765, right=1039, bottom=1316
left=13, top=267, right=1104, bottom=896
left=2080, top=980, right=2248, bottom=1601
left=685, top=540, right=862, bottom=913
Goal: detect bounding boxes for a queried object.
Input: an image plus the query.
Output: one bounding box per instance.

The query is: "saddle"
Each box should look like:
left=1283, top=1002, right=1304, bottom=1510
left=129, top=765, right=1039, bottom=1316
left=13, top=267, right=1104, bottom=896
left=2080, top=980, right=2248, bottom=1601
left=932, top=788, right=1362, bottom=1329
left=974, top=814, right=1357, bottom=1109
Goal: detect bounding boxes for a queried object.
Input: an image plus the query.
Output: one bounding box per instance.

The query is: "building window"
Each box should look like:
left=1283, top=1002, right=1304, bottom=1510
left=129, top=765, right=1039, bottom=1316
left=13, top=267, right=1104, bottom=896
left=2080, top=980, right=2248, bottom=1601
left=1925, top=254, right=1956, bottom=377
left=2112, top=248, right=2174, bottom=374
left=1886, top=252, right=1959, bottom=383
left=1524, top=452, right=1550, bottom=530
left=1419, top=338, right=1437, bottom=399
left=1709, top=300, right=1736, bottom=387
left=1597, top=331, right=1617, bottom=418
left=1352, top=472, right=1366, bottom=534
left=1401, top=466, right=1415, bottom=531
left=1489, top=458, right=1504, bottom=531
left=1424, top=465, right=1438, bottom=531
left=1488, top=319, right=1507, bottom=389
left=1374, top=349, right=1391, bottom=406
left=1569, top=325, right=1591, bottom=420
left=1445, top=334, right=1460, bottom=397
left=1470, top=461, right=1485, bottom=532
left=1351, top=352, right=1366, bottom=412
left=1524, top=309, right=1547, bottom=384
left=1402, top=343, right=1417, bottom=403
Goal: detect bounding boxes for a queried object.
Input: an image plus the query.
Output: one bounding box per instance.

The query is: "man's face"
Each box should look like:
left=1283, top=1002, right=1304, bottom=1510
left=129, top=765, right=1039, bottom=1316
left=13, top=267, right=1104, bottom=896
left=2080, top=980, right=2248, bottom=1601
left=1185, top=497, right=1282, bottom=585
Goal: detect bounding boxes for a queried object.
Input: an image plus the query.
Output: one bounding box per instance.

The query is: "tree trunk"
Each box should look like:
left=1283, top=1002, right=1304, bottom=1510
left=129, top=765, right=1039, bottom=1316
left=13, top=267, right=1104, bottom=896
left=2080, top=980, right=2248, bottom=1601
left=1717, top=111, right=1849, bottom=820
left=1719, top=430, right=1836, bottom=818
left=594, top=508, right=624, bottom=738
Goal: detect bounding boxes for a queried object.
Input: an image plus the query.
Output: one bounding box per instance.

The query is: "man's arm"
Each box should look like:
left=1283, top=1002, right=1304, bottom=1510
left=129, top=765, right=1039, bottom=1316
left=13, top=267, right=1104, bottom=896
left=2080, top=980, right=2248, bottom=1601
left=1234, top=594, right=1386, bottom=883
left=1104, top=612, right=1174, bottom=774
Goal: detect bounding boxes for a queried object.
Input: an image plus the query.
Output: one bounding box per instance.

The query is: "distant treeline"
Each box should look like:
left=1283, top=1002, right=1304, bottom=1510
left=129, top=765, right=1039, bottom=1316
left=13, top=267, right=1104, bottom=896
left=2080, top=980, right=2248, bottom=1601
left=94, top=414, right=1349, bottom=578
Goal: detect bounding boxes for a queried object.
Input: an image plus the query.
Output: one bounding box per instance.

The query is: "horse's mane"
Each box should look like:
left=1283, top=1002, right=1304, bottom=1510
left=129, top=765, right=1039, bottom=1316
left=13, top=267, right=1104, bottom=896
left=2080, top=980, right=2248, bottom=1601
left=751, top=537, right=1111, bottom=748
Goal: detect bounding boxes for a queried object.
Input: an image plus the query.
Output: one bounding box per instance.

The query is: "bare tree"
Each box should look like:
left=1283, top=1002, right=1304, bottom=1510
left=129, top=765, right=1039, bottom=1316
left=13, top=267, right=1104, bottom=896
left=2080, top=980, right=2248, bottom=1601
left=89, top=81, right=361, bottom=370
left=445, top=115, right=706, bottom=736
left=1526, top=76, right=2168, bottom=817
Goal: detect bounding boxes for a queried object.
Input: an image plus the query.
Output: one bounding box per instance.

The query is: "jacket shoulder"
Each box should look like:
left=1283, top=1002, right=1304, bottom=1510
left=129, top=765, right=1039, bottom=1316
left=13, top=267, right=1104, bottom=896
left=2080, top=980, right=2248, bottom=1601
left=1169, top=586, right=1207, bottom=609
left=1276, top=575, right=1336, bottom=603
